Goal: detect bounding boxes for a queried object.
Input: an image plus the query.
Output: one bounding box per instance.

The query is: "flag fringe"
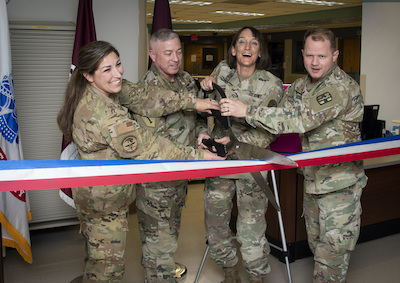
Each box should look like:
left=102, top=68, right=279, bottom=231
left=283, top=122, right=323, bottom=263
left=0, top=211, right=32, bottom=264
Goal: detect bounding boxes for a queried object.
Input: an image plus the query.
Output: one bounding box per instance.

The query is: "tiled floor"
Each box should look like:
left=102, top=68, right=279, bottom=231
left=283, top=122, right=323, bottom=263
left=3, top=182, right=400, bottom=282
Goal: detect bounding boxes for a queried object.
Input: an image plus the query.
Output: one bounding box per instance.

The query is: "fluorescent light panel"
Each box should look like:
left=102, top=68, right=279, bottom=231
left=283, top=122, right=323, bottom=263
left=147, top=0, right=213, bottom=6
left=212, top=11, right=265, bottom=17
left=276, top=0, right=345, bottom=6
left=173, top=19, right=213, bottom=23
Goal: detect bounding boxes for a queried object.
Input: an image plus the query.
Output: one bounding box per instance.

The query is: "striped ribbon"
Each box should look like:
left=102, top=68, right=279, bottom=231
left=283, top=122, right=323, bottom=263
left=0, top=135, right=399, bottom=192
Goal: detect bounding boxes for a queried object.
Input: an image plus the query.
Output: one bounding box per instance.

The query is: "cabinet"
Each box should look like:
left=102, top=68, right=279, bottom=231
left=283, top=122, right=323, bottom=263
left=264, top=163, right=400, bottom=262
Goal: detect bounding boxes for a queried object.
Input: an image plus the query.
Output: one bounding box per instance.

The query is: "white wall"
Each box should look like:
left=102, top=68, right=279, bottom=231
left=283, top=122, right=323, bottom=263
left=6, top=0, right=146, bottom=82
left=361, top=2, right=400, bottom=131
left=93, top=0, right=145, bottom=81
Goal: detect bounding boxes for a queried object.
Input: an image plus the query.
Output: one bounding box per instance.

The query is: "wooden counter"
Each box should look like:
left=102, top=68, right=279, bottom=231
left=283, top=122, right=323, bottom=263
left=263, top=158, right=400, bottom=262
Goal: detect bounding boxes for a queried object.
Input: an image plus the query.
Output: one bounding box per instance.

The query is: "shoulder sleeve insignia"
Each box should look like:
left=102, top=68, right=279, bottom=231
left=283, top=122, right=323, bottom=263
left=309, top=86, right=341, bottom=113
left=122, top=136, right=138, bottom=153
left=316, top=92, right=333, bottom=105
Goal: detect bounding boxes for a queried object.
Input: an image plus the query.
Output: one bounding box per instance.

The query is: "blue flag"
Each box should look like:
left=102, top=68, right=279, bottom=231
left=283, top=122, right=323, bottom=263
left=0, top=0, right=32, bottom=264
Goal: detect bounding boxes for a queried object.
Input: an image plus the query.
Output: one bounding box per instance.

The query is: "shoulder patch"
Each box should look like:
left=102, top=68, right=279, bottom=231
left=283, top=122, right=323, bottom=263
left=316, top=92, right=333, bottom=105
left=310, top=86, right=341, bottom=113
left=122, top=136, right=138, bottom=153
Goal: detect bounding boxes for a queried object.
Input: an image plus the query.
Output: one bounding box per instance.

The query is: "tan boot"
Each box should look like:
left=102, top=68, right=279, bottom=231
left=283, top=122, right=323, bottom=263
left=221, top=265, right=242, bottom=283
left=175, top=262, right=188, bottom=282
left=249, top=278, right=263, bottom=283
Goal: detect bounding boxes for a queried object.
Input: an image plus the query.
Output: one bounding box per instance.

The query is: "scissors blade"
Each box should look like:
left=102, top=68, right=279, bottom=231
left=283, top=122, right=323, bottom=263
left=209, top=82, right=296, bottom=166
left=250, top=171, right=280, bottom=211
left=226, top=130, right=298, bottom=167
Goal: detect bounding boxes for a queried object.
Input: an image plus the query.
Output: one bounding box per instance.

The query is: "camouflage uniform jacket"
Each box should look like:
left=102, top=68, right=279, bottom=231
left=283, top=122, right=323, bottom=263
left=211, top=60, right=283, bottom=148
left=118, top=79, right=197, bottom=118
left=246, top=65, right=367, bottom=194
left=136, top=64, right=198, bottom=146
left=73, top=84, right=203, bottom=162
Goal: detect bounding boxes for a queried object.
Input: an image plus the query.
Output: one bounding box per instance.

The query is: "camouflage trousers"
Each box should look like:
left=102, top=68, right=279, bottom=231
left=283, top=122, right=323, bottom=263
left=303, top=182, right=363, bottom=283
left=72, top=184, right=135, bottom=283
left=136, top=181, right=187, bottom=283
left=204, top=176, right=271, bottom=279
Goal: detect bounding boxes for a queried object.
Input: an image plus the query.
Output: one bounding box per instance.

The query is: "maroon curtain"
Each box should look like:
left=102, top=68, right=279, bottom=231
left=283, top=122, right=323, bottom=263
left=60, top=0, right=97, bottom=202
left=148, top=0, right=172, bottom=69
left=70, top=0, right=97, bottom=70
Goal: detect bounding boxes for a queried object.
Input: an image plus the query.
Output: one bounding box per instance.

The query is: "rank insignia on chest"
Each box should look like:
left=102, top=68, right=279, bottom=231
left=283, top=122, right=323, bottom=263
left=316, top=92, right=333, bottom=105
left=141, top=116, right=156, bottom=128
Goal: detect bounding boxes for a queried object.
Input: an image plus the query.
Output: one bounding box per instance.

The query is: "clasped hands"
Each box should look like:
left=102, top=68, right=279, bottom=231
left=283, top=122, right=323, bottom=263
left=199, top=76, right=248, bottom=118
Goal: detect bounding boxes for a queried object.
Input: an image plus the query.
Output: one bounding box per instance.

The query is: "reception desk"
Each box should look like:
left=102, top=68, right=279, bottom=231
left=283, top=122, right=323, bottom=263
left=263, top=156, right=400, bottom=262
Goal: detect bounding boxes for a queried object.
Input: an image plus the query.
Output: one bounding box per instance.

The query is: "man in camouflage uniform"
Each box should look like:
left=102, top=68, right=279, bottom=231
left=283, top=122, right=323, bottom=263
left=221, top=28, right=367, bottom=283
left=199, top=27, right=283, bottom=283
left=133, top=29, right=205, bottom=283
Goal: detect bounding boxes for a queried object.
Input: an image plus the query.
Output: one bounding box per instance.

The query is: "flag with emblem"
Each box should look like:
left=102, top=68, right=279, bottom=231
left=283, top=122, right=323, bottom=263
left=0, top=0, right=32, bottom=263
left=59, top=0, right=97, bottom=208
left=148, top=0, right=172, bottom=69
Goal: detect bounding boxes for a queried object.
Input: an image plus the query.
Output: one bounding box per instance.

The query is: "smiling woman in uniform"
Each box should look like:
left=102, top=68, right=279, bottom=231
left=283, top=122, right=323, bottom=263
left=198, top=27, right=284, bottom=283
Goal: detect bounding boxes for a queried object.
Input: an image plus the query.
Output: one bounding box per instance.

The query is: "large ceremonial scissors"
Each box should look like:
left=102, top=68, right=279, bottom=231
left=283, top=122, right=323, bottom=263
left=202, top=83, right=298, bottom=211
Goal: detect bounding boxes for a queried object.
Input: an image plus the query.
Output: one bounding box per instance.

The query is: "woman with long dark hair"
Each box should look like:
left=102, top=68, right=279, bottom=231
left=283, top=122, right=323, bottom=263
left=58, top=40, right=222, bottom=283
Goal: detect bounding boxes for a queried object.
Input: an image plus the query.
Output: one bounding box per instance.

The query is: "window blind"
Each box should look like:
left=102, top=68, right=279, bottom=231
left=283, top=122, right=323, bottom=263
left=10, top=26, right=78, bottom=227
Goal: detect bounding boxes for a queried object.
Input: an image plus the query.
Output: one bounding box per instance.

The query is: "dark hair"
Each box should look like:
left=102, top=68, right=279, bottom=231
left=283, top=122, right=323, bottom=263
left=57, top=41, right=120, bottom=143
left=304, top=28, right=337, bottom=52
left=227, top=26, right=270, bottom=70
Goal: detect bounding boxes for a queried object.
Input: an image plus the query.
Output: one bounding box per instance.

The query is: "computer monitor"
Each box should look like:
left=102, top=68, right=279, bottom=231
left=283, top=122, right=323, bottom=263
left=361, top=105, right=382, bottom=140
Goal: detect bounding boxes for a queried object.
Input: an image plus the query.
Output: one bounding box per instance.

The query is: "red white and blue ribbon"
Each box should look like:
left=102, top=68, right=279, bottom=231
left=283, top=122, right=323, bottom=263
left=0, top=135, right=399, bottom=192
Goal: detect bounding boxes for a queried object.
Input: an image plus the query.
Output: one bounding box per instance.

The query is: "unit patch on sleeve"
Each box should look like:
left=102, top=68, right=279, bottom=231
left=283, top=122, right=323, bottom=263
left=122, top=136, right=138, bottom=153
left=310, top=86, right=341, bottom=113
left=316, top=92, right=332, bottom=105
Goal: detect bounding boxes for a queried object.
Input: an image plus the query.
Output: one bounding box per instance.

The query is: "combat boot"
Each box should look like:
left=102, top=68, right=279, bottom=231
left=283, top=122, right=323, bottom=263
left=176, top=262, right=188, bottom=282
left=221, top=265, right=241, bottom=283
